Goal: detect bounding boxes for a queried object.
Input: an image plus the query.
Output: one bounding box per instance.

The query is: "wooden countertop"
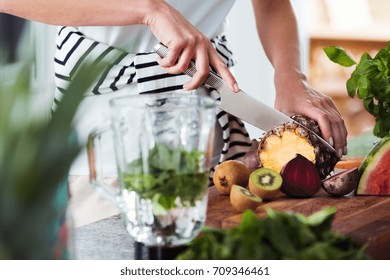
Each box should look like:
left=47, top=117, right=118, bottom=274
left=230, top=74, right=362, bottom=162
left=69, top=175, right=389, bottom=260
left=206, top=186, right=390, bottom=260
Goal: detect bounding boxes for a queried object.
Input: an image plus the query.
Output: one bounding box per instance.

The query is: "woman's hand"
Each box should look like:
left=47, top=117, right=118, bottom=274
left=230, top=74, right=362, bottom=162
left=274, top=70, right=348, bottom=158
left=145, top=1, right=238, bottom=92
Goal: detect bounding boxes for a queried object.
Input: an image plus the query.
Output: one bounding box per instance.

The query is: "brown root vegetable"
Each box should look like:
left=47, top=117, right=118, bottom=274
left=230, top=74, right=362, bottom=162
left=321, top=167, right=360, bottom=196
left=241, top=139, right=261, bottom=173
left=230, top=184, right=262, bottom=212
left=213, top=160, right=250, bottom=194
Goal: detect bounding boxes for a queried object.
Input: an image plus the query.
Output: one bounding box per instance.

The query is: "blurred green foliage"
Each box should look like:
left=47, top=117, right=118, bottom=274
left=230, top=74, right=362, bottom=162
left=0, top=50, right=104, bottom=259
left=177, top=207, right=369, bottom=260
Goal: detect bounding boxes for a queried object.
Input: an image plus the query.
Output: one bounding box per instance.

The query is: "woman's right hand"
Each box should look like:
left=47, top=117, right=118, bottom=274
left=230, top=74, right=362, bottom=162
left=144, top=1, right=238, bottom=92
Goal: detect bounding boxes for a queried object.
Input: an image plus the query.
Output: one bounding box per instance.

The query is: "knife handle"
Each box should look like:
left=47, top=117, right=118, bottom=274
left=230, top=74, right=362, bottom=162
left=154, top=43, right=223, bottom=90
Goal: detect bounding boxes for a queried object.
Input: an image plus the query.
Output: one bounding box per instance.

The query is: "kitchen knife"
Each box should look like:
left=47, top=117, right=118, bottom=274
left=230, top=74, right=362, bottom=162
left=154, top=43, right=335, bottom=153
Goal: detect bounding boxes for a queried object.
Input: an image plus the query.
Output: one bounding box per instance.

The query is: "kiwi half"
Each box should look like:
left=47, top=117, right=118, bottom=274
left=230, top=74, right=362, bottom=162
left=248, top=168, right=282, bottom=200
left=213, top=160, right=250, bottom=194
left=230, top=184, right=262, bottom=212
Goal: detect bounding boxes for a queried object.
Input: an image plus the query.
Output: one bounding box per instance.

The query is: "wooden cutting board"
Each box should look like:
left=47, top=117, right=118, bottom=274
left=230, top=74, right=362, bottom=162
left=206, top=187, right=390, bottom=260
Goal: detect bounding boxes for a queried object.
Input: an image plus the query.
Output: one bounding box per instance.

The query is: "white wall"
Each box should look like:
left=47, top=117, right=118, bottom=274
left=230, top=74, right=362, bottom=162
left=30, top=22, right=57, bottom=120
left=225, top=0, right=309, bottom=139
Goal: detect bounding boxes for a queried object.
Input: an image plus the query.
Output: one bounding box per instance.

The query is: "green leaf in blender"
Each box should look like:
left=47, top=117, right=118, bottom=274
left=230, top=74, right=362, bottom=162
left=123, top=143, right=208, bottom=212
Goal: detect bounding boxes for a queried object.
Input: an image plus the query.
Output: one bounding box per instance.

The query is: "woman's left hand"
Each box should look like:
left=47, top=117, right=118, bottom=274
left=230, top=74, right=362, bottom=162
left=274, top=70, right=348, bottom=158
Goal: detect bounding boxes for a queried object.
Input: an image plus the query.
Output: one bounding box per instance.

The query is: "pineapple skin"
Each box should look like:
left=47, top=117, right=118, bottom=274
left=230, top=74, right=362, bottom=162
left=258, top=115, right=339, bottom=179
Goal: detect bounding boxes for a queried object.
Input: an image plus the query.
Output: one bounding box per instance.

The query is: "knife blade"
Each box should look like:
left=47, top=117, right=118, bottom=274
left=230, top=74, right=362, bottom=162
left=154, top=43, right=335, bottom=153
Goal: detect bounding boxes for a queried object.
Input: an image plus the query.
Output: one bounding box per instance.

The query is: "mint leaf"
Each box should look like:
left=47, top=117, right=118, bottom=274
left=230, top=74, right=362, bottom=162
left=356, top=53, right=376, bottom=75
left=357, top=75, right=372, bottom=99
left=122, top=143, right=208, bottom=213
left=363, top=98, right=376, bottom=115
left=177, top=208, right=369, bottom=260
left=324, top=46, right=357, bottom=67
left=149, top=143, right=176, bottom=171
left=152, top=193, right=170, bottom=215
left=346, top=69, right=359, bottom=97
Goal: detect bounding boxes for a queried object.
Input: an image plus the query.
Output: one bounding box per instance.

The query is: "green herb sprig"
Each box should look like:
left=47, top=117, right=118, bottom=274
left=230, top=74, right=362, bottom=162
left=324, top=44, right=390, bottom=138
left=177, top=207, right=369, bottom=260
left=122, top=143, right=208, bottom=214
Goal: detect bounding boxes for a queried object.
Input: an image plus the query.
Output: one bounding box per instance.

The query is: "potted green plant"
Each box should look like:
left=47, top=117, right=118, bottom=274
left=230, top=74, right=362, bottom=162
left=324, top=44, right=390, bottom=138
left=324, top=44, right=390, bottom=196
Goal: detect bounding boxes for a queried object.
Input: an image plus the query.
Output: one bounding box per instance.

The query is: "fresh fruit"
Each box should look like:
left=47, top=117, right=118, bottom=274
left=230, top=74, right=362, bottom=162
left=357, top=136, right=390, bottom=195
left=230, top=185, right=262, bottom=212
left=248, top=168, right=282, bottom=200
left=213, top=160, right=250, bottom=194
left=241, top=139, right=261, bottom=173
left=321, top=167, right=360, bottom=196
left=280, top=154, right=321, bottom=198
left=258, top=115, right=339, bottom=179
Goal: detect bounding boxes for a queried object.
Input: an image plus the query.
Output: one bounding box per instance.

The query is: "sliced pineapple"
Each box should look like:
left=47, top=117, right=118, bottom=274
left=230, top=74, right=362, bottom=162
left=258, top=115, right=339, bottom=179
left=260, top=130, right=315, bottom=173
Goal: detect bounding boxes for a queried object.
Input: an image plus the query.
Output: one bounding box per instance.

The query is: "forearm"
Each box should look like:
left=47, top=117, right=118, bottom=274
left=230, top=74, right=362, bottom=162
left=1, top=0, right=238, bottom=92
left=0, top=0, right=162, bottom=26
left=252, top=1, right=347, bottom=154
left=252, top=0, right=303, bottom=78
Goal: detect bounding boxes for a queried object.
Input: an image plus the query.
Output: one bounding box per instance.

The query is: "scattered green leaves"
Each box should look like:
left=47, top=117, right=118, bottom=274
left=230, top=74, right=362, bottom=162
left=177, top=207, right=369, bottom=260
left=324, top=44, right=390, bottom=138
left=122, top=143, right=208, bottom=214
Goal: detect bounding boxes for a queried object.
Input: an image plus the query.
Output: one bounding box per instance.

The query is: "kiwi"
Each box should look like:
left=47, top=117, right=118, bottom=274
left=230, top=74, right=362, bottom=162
left=248, top=168, right=282, bottom=200
left=230, top=184, right=262, bottom=212
left=213, top=160, right=250, bottom=194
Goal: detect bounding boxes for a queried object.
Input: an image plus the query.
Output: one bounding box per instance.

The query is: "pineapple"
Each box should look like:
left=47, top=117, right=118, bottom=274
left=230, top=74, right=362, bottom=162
left=258, top=115, right=339, bottom=179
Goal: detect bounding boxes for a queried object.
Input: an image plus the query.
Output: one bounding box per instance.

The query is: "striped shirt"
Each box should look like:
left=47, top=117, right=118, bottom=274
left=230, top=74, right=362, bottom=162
left=53, top=1, right=252, bottom=177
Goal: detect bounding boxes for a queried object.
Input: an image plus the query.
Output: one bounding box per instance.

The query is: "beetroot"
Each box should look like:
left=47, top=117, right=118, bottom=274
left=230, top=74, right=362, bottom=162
left=280, top=154, right=321, bottom=198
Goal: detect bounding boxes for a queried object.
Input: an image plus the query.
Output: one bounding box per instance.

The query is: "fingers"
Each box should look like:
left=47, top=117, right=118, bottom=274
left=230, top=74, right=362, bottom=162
left=209, top=51, right=238, bottom=92
left=298, top=84, right=348, bottom=157
left=158, top=44, right=182, bottom=68
left=157, top=42, right=238, bottom=92
left=332, top=113, right=348, bottom=157
left=149, top=3, right=237, bottom=92
left=320, top=98, right=348, bottom=157
left=159, top=45, right=193, bottom=74
left=157, top=42, right=209, bottom=89
left=306, top=105, right=348, bottom=158
left=275, top=74, right=348, bottom=157
left=183, top=46, right=210, bottom=90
